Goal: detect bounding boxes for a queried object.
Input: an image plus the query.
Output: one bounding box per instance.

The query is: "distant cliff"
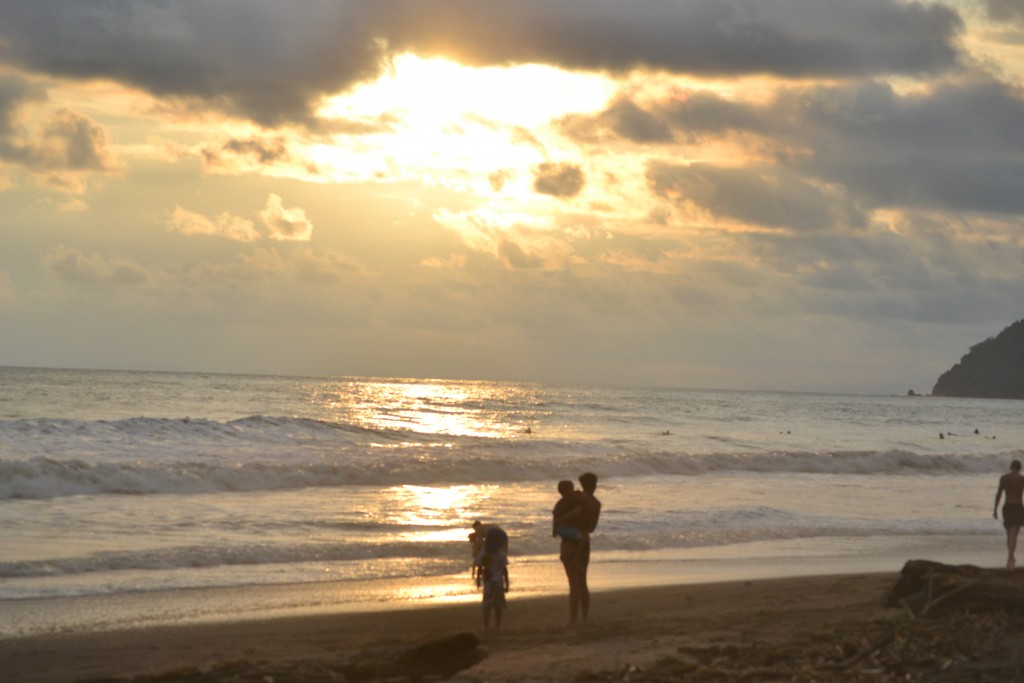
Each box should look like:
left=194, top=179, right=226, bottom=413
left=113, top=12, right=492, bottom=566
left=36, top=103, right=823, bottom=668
left=932, top=320, right=1024, bottom=399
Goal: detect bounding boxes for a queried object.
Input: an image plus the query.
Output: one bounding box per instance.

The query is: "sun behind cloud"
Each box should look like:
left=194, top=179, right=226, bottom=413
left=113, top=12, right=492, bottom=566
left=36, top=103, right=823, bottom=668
left=310, top=54, right=615, bottom=189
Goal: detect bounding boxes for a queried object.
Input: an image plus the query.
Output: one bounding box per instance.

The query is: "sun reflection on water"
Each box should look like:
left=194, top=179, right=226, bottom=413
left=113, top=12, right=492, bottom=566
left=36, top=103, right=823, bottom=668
left=309, top=378, right=542, bottom=438
left=385, top=484, right=494, bottom=534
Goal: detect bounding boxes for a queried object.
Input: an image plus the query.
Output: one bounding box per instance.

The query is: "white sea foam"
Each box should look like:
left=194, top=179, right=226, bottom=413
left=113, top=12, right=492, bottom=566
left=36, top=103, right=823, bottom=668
left=0, top=446, right=1015, bottom=501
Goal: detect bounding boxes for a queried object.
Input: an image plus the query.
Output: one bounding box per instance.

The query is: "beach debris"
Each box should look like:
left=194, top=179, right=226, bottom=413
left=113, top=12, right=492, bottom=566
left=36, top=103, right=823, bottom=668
left=562, top=612, right=1024, bottom=682
left=883, top=559, right=1024, bottom=618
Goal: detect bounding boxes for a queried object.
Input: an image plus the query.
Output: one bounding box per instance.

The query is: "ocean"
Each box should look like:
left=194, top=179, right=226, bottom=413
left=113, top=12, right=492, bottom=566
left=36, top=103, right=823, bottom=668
left=1, top=367, right=1021, bottom=638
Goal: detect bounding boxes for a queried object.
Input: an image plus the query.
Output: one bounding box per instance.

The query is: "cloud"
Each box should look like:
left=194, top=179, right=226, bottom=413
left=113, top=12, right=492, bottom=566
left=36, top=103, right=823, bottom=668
left=0, top=74, right=46, bottom=137
left=488, top=169, right=513, bottom=192
left=0, top=0, right=386, bottom=128
left=422, top=253, right=468, bottom=269
left=435, top=208, right=578, bottom=269
left=533, top=162, right=584, bottom=197
left=172, top=246, right=361, bottom=291
left=168, top=205, right=259, bottom=241
left=562, top=97, right=674, bottom=144
left=259, top=194, right=314, bottom=241
left=42, top=245, right=148, bottom=285
left=34, top=109, right=119, bottom=171
left=593, top=97, right=674, bottom=143
left=198, top=134, right=323, bottom=177
left=168, top=197, right=315, bottom=242
left=371, top=0, right=963, bottom=77
left=582, top=76, right=1024, bottom=218
left=0, top=0, right=965, bottom=128
left=985, top=0, right=1024, bottom=23
left=0, top=74, right=117, bottom=177
left=497, top=240, right=547, bottom=269
left=778, top=78, right=1024, bottom=215
left=212, top=137, right=291, bottom=165
left=648, top=162, right=868, bottom=232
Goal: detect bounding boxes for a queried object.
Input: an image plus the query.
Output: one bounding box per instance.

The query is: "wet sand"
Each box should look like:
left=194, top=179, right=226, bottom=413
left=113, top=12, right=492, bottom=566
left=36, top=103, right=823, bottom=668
left=2, top=572, right=912, bottom=682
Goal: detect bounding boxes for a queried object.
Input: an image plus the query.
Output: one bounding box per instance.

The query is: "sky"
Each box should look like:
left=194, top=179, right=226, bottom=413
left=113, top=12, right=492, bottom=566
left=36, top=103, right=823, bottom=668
left=1, top=0, right=1023, bottom=394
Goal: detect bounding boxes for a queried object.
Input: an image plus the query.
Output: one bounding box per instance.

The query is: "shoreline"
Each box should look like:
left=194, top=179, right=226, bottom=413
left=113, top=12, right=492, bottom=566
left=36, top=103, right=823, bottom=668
left=0, top=532, right=1002, bottom=642
left=1, top=571, right=903, bottom=682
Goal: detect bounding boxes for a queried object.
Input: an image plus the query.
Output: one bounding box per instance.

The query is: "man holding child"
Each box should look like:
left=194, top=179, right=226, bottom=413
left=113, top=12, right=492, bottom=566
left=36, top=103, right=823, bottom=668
left=553, top=472, right=601, bottom=625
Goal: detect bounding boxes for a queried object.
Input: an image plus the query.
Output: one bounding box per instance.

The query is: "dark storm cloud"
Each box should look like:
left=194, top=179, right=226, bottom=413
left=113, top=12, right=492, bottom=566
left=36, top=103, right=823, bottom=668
left=533, top=162, right=585, bottom=198
left=605, top=77, right=1024, bottom=218
left=780, top=79, right=1024, bottom=159
left=781, top=79, right=1024, bottom=214
left=0, top=0, right=385, bottom=128
left=0, top=0, right=965, bottom=127
left=371, top=0, right=963, bottom=77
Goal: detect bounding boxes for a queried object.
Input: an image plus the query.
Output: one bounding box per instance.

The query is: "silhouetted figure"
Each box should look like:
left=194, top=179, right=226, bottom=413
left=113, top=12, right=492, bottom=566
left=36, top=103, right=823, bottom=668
left=552, top=479, right=582, bottom=543
left=469, top=521, right=507, bottom=583
left=994, top=459, right=1024, bottom=569
left=576, top=472, right=601, bottom=623
left=553, top=472, right=602, bottom=625
left=474, top=527, right=509, bottom=629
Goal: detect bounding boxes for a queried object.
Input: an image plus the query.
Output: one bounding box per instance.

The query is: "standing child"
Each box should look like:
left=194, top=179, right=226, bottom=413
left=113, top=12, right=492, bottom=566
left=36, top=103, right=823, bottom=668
left=475, top=526, right=510, bottom=629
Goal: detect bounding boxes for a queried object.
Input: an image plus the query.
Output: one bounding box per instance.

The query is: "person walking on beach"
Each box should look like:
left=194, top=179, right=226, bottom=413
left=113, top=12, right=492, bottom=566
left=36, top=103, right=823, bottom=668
left=475, top=526, right=509, bottom=629
left=994, top=459, right=1024, bottom=569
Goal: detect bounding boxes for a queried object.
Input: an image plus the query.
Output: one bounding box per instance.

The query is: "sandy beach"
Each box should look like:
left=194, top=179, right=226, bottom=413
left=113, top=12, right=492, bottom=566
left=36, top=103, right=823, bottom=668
left=5, top=569, right=1023, bottom=682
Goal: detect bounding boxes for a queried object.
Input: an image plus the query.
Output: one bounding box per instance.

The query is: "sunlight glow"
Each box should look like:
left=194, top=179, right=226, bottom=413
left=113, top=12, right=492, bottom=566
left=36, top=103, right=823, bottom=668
left=387, top=485, right=486, bottom=528
left=321, top=53, right=615, bottom=126
left=346, top=380, right=529, bottom=438
left=309, top=54, right=615, bottom=187
left=393, top=580, right=479, bottom=605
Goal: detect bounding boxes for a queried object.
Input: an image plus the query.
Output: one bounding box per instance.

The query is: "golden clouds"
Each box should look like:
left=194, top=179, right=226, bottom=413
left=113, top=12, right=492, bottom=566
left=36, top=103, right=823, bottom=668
left=168, top=195, right=313, bottom=242
left=42, top=246, right=147, bottom=286
left=260, top=194, right=314, bottom=242
left=169, top=206, right=259, bottom=242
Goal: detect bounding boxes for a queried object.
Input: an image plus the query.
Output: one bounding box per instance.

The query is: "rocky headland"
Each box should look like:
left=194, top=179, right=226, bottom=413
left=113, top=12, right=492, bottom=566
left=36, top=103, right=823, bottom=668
left=932, top=319, right=1024, bottom=399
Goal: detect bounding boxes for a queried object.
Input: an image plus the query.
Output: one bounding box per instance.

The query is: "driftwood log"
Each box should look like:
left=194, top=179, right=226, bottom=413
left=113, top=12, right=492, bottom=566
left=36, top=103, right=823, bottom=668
left=884, top=559, right=1024, bottom=617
